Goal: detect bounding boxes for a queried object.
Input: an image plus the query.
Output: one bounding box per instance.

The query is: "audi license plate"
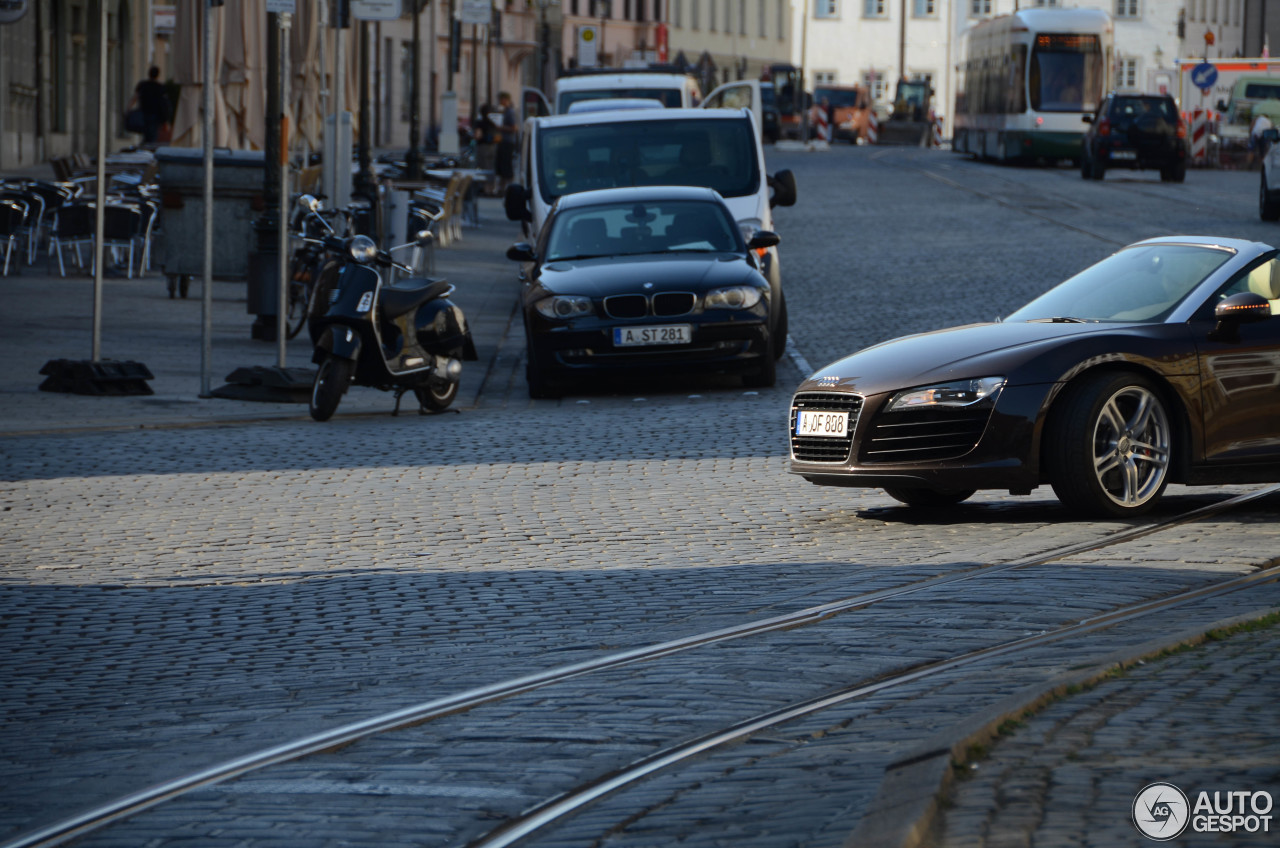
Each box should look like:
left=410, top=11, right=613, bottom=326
left=1111, top=150, right=1137, bottom=160
left=796, top=410, right=849, bottom=438
left=613, top=325, right=692, bottom=346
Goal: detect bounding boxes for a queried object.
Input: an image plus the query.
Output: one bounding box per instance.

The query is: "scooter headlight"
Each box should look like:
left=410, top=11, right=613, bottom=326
left=348, top=235, right=378, bottom=264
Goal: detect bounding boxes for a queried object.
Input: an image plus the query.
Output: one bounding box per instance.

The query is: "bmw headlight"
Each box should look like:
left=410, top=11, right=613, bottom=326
left=886, top=377, right=1006, bottom=412
left=534, top=295, right=593, bottom=319
left=705, top=286, right=764, bottom=309
left=348, top=235, right=378, bottom=264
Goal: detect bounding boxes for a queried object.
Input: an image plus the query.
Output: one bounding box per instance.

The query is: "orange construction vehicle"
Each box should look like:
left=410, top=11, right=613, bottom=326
left=814, top=84, right=873, bottom=143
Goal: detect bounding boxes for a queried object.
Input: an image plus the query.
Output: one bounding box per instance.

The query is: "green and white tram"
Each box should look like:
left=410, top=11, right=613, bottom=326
left=953, top=8, right=1112, bottom=163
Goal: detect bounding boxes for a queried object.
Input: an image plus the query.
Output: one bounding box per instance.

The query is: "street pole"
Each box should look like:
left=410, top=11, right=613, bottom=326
left=470, top=24, right=479, bottom=124
left=798, top=0, right=808, bottom=140
left=91, top=0, right=107, bottom=363
left=249, top=8, right=283, bottom=343
left=429, top=0, right=438, bottom=140
left=356, top=19, right=372, bottom=197
left=277, top=12, right=292, bottom=368
left=898, top=0, right=906, bottom=86
left=200, top=0, right=216, bottom=395
left=407, top=0, right=425, bottom=179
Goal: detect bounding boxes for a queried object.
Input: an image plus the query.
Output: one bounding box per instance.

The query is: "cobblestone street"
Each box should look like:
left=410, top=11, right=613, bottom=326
left=2, top=146, right=1278, bottom=847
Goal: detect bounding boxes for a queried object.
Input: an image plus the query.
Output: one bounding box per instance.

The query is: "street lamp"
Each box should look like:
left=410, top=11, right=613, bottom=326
left=592, top=0, right=610, bottom=67
left=535, top=0, right=559, bottom=93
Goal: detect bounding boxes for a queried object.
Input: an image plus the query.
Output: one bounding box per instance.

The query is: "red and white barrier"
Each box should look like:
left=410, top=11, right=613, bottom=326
left=1191, top=108, right=1209, bottom=164
left=810, top=106, right=832, bottom=143
left=865, top=110, right=878, bottom=144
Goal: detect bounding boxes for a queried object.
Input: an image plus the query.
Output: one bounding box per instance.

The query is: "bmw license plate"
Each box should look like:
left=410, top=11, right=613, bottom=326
left=1111, top=150, right=1137, bottom=160
left=796, top=410, right=849, bottom=437
left=613, top=325, right=692, bottom=346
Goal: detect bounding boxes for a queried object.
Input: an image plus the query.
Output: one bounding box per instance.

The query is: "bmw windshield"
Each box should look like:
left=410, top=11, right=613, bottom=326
left=1005, top=244, right=1235, bottom=323
left=536, top=117, right=761, bottom=204
left=545, top=199, right=743, bottom=261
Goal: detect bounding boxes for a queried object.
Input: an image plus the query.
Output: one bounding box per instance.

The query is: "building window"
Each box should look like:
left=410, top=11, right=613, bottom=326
left=777, top=0, right=785, bottom=39
left=818, top=0, right=839, bottom=17
left=1032, top=0, right=1059, bottom=6
left=912, top=0, right=935, bottom=16
left=1118, top=57, right=1139, bottom=89
left=691, top=0, right=699, bottom=27
left=1212, top=0, right=1218, bottom=22
left=674, top=0, right=682, bottom=26
left=815, top=70, right=837, bottom=84
left=739, top=0, right=746, bottom=33
left=709, top=0, right=715, bottom=30
left=969, top=0, right=991, bottom=16
left=724, top=0, right=731, bottom=32
left=759, top=0, right=766, bottom=36
left=863, top=72, right=886, bottom=101
left=1114, top=0, right=1138, bottom=16
left=862, top=0, right=884, bottom=17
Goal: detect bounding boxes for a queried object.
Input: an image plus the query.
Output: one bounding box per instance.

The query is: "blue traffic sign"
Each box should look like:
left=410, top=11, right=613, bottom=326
left=1191, top=62, right=1219, bottom=92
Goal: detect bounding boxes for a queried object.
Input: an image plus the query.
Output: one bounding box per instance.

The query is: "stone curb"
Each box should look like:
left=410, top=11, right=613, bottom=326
left=843, top=604, right=1280, bottom=848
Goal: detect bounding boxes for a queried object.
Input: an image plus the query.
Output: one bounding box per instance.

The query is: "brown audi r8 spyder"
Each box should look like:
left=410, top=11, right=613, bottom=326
left=788, top=236, right=1280, bottom=517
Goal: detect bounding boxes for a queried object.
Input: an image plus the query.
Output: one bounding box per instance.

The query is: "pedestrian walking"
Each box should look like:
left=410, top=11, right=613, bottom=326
left=496, top=91, right=519, bottom=194
left=474, top=104, right=498, bottom=195
left=126, top=66, right=171, bottom=145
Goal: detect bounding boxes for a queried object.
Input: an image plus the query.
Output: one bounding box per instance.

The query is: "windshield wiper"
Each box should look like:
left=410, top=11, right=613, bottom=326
left=546, top=254, right=608, bottom=262
left=1028, top=316, right=1088, bottom=323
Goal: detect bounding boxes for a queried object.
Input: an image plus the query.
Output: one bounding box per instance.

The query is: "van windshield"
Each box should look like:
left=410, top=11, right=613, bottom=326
left=558, top=89, right=684, bottom=112
left=536, top=117, right=761, bottom=203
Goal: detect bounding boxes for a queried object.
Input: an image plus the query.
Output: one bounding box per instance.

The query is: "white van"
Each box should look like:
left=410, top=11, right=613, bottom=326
left=553, top=71, right=703, bottom=115
left=503, top=105, right=797, bottom=301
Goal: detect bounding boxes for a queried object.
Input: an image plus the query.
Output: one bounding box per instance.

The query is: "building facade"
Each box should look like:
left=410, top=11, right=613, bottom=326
left=792, top=0, right=1249, bottom=136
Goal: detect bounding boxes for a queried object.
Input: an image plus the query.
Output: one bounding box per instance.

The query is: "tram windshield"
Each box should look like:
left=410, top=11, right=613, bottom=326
left=1029, top=33, right=1104, bottom=113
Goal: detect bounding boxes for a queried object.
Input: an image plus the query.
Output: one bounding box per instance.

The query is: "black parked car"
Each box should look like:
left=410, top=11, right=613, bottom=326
left=507, top=186, right=783, bottom=398
left=789, top=236, right=1280, bottom=517
left=1081, top=93, right=1188, bottom=182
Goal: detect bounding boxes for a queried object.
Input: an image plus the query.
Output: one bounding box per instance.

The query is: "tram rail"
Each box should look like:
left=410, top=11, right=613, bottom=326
left=5, top=484, right=1278, bottom=848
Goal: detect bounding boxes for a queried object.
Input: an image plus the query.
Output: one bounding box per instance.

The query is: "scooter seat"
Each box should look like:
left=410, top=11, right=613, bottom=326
left=381, top=277, right=452, bottom=320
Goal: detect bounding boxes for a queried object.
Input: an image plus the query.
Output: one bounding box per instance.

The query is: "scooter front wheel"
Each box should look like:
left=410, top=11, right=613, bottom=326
left=415, top=378, right=459, bottom=413
left=310, top=356, right=354, bottom=422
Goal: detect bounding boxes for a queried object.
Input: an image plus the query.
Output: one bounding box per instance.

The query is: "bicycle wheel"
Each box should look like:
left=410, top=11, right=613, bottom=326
left=285, top=276, right=310, bottom=339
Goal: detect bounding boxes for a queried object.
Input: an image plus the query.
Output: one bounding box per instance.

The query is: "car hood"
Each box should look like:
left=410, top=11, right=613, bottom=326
left=798, top=320, right=1143, bottom=396
left=536, top=253, right=759, bottom=297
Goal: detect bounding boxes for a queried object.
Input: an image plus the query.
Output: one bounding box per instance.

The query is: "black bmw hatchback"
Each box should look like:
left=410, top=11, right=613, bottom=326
left=507, top=186, right=783, bottom=398
left=1081, top=93, right=1188, bottom=182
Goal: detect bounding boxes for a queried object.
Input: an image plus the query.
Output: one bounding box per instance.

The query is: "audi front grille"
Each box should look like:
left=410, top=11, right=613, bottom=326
left=790, top=392, right=863, bottom=464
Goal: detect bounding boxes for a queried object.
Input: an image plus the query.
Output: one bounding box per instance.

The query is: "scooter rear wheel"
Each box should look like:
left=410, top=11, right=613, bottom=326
left=310, top=356, right=354, bottom=422
left=415, top=378, right=458, bottom=412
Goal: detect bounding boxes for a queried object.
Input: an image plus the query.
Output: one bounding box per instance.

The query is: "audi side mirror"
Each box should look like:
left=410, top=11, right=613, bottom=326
left=748, top=231, right=780, bottom=250
left=1210, top=291, right=1272, bottom=341
left=1214, top=292, right=1271, bottom=323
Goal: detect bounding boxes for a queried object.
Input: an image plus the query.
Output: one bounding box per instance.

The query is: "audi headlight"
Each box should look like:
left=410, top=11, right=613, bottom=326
left=534, top=295, right=593, bottom=319
left=348, top=235, right=378, bottom=264
left=705, top=286, right=763, bottom=309
left=885, top=377, right=1006, bottom=412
